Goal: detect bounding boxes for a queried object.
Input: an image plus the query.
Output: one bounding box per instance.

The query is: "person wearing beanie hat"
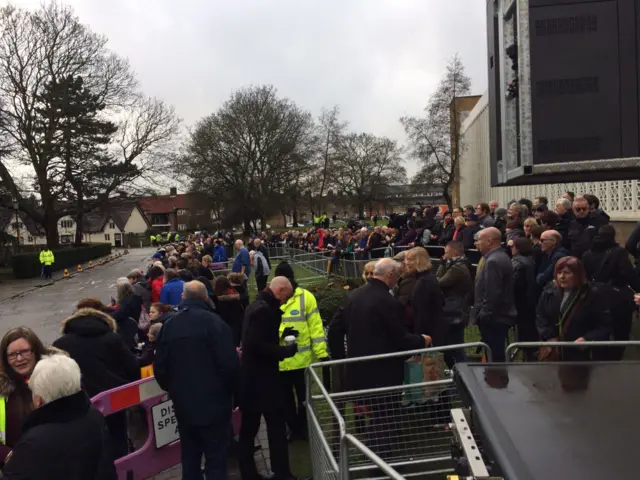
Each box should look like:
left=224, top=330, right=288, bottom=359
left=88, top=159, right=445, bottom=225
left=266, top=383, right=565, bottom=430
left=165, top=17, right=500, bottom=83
left=275, top=261, right=327, bottom=440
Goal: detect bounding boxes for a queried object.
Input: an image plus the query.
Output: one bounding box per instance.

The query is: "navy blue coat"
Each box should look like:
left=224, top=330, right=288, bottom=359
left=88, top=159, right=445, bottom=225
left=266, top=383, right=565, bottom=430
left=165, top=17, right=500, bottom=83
left=154, top=299, right=240, bottom=426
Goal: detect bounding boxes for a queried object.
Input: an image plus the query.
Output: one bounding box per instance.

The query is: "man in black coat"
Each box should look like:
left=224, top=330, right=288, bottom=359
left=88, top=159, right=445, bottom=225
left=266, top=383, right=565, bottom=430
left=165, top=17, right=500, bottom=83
left=331, top=258, right=428, bottom=458
left=238, top=276, right=299, bottom=480
left=567, top=196, right=608, bottom=258
left=0, top=354, right=116, bottom=480
left=154, top=281, right=240, bottom=480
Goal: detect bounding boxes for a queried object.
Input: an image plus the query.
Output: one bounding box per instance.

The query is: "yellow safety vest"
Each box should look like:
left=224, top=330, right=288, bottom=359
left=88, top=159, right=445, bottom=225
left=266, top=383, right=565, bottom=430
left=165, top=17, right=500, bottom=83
left=279, top=287, right=328, bottom=371
left=0, top=396, right=6, bottom=445
left=39, top=250, right=54, bottom=266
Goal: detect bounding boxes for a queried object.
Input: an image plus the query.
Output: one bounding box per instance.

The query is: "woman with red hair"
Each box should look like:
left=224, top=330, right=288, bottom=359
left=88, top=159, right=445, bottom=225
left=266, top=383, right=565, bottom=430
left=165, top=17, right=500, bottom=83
left=536, top=256, right=612, bottom=361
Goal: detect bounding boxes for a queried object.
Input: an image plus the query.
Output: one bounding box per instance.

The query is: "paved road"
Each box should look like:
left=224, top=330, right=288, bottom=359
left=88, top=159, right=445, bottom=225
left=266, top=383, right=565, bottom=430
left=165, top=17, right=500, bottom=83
left=0, top=248, right=156, bottom=344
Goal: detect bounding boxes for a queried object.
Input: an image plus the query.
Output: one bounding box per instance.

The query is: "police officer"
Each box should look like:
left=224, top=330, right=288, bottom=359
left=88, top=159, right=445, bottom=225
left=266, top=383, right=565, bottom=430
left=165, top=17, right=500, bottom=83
left=150, top=234, right=156, bottom=247
left=39, top=247, right=55, bottom=279
left=274, top=261, right=328, bottom=440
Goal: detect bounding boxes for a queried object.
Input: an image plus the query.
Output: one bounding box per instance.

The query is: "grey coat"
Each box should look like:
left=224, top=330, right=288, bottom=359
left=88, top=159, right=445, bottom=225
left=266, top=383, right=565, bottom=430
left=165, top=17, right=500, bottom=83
left=474, top=247, right=517, bottom=326
left=132, top=280, right=152, bottom=311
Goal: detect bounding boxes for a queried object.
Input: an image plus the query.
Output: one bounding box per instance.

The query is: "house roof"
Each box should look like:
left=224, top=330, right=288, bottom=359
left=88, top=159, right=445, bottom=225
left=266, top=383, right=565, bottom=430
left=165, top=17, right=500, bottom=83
left=137, top=194, right=188, bottom=214
left=83, top=200, right=150, bottom=233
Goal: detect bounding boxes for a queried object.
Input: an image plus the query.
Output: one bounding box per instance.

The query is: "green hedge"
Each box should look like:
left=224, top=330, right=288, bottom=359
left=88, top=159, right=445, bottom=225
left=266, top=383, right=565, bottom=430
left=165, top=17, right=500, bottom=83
left=11, top=243, right=112, bottom=279
left=308, top=278, right=365, bottom=323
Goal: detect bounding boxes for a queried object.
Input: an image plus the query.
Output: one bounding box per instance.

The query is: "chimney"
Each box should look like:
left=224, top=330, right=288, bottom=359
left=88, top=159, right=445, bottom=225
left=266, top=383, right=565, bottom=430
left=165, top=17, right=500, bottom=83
left=169, top=187, right=177, bottom=197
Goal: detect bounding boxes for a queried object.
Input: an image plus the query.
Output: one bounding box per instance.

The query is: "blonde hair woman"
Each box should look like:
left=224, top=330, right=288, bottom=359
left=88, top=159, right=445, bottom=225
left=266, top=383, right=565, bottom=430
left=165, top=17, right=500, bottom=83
left=523, top=217, right=538, bottom=238
left=362, top=260, right=377, bottom=282
left=395, top=247, right=444, bottom=340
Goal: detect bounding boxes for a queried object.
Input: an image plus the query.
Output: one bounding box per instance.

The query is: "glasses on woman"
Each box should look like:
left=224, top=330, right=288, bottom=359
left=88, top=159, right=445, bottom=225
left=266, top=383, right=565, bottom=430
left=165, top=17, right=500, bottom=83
left=7, top=348, right=33, bottom=361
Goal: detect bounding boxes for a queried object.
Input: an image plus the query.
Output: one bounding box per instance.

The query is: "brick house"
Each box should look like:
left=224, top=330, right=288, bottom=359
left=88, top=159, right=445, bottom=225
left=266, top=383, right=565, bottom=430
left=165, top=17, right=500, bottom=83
left=137, top=188, right=214, bottom=233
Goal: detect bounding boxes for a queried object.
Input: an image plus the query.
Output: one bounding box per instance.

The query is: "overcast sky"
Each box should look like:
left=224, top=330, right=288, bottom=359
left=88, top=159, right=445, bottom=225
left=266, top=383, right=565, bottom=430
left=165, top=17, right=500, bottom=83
left=14, top=0, right=488, bottom=176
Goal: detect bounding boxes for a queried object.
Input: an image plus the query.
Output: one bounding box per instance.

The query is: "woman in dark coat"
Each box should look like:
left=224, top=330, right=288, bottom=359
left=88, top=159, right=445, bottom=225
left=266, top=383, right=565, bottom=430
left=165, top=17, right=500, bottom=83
left=213, top=276, right=245, bottom=347
left=403, top=247, right=445, bottom=342
left=110, top=278, right=143, bottom=349
left=536, top=256, right=612, bottom=361
left=228, top=272, right=250, bottom=310
left=0, top=327, right=53, bottom=466
left=53, top=307, right=140, bottom=460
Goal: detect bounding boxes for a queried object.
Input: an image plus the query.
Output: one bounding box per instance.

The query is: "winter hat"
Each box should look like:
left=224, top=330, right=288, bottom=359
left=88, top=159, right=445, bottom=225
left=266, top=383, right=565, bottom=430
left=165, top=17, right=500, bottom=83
left=495, top=208, right=508, bottom=218
left=274, top=261, right=295, bottom=282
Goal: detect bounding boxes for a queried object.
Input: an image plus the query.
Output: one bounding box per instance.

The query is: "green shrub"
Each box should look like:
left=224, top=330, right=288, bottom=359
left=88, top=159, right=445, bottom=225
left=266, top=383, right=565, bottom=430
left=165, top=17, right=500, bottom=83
left=11, top=243, right=112, bottom=279
left=307, top=280, right=356, bottom=323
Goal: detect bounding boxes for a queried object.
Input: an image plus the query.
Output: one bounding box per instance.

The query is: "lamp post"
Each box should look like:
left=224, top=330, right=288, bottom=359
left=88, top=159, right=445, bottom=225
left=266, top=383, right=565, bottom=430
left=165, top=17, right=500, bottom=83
left=11, top=199, right=20, bottom=252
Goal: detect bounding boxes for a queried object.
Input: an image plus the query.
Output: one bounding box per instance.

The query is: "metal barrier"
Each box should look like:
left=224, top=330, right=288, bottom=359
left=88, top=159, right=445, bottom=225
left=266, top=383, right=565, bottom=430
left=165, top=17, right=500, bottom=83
left=306, top=342, right=492, bottom=480
left=506, top=340, right=640, bottom=362
left=91, top=376, right=269, bottom=479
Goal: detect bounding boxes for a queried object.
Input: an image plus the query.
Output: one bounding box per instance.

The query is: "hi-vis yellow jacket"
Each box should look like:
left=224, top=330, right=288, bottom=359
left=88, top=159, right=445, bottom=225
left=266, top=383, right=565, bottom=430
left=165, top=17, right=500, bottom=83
left=279, top=287, right=327, bottom=371
left=39, top=249, right=55, bottom=266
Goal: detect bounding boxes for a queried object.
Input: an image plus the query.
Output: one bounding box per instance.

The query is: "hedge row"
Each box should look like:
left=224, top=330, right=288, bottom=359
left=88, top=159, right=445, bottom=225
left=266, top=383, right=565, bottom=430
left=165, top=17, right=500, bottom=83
left=11, top=243, right=112, bottom=279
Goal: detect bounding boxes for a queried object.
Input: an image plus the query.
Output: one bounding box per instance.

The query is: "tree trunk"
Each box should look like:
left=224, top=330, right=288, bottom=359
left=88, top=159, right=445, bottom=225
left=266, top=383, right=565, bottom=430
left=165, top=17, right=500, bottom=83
left=74, top=194, right=85, bottom=246
left=293, top=208, right=298, bottom=227
left=357, top=202, right=365, bottom=220
left=243, top=218, right=251, bottom=236
left=282, top=212, right=287, bottom=229
left=44, top=208, right=59, bottom=249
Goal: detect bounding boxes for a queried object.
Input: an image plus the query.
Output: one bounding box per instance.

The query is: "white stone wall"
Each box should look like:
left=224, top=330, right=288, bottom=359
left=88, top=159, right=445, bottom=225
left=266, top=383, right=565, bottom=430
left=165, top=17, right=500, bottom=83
left=459, top=92, right=640, bottom=221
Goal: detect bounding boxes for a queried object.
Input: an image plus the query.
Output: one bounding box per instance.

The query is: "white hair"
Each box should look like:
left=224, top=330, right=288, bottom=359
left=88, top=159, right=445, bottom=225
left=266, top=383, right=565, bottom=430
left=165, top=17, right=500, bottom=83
left=373, top=258, right=402, bottom=277
left=556, top=197, right=572, bottom=209
left=30, top=355, right=82, bottom=404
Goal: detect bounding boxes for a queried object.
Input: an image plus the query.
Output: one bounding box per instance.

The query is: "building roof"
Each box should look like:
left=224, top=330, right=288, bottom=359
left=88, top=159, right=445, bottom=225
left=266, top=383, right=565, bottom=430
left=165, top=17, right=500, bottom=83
left=83, top=200, right=150, bottom=233
left=137, top=194, right=188, bottom=214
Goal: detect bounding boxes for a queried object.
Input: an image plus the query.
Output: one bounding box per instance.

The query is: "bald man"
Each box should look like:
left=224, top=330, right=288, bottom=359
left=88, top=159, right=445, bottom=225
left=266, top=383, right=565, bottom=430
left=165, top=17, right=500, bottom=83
left=232, top=239, right=251, bottom=277
left=474, top=227, right=517, bottom=362
left=154, top=281, right=239, bottom=479
left=536, top=229, right=568, bottom=288
left=239, top=276, right=299, bottom=480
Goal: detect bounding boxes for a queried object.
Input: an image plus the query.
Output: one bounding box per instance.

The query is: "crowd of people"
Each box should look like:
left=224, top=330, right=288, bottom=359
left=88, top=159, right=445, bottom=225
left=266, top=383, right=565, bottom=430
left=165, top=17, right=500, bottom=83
left=2, top=190, right=640, bottom=478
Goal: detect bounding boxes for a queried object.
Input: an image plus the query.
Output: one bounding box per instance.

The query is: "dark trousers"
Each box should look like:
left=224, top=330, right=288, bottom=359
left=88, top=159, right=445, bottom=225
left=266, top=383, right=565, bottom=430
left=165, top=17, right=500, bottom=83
left=363, top=393, right=402, bottom=459
left=479, top=323, right=510, bottom=363
left=179, top=420, right=229, bottom=480
left=43, top=265, right=52, bottom=279
left=239, top=406, right=290, bottom=480
left=105, top=411, right=129, bottom=461
left=442, top=323, right=467, bottom=369
left=279, top=369, right=306, bottom=437
left=256, top=275, right=268, bottom=292
left=516, top=316, right=538, bottom=361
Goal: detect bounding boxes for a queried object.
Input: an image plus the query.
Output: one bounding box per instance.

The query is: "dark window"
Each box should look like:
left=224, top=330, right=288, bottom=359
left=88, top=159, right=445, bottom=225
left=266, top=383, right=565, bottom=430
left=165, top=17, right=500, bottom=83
left=538, top=137, right=601, bottom=156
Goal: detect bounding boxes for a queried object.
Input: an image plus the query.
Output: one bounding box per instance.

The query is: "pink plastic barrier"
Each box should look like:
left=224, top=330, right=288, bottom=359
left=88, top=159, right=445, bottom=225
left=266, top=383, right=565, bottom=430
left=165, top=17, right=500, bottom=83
left=91, top=376, right=241, bottom=480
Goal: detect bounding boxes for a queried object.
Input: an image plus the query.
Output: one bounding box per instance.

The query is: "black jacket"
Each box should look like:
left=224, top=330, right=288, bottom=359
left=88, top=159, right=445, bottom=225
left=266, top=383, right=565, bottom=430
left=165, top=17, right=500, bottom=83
left=0, top=391, right=115, bottom=480
left=536, top=284, right=612, bottom=359
left=333, top=278, right=425, bottom=391
left=536, top=246, right=569, bottom=288
left=411, top=272, right=445, bottom=344
left=555, top=211, right=574, bottom=251
left=53, top=309, right=140, bottom=398
left=112, top=294, right=143, bottom=349
left=461, top=224, right=481, bottom=250
left=512, top=254, right=537, bottom=321
left=154, top=299, right=239, bottom=426
left=131, top=280, right=152, bottom=311
left=568, top=213, right=608, bottom=258
left=437, top=222, right=454, bottom=246
left=214, top=291, right=245, bottom=347
left=240, top=290, right=293, bottom=408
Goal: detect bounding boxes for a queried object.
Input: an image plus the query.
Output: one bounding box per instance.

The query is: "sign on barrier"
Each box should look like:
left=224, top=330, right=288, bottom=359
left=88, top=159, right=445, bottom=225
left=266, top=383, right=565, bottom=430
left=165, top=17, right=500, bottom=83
left=152, top=399, right=178, bottom=448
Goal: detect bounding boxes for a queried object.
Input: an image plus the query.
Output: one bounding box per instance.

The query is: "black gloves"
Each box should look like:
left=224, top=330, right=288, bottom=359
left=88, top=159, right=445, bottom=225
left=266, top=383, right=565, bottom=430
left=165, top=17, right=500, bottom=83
left=283, top=343, right=298, bottom=358
left=282, top=327, right=300, bottom=339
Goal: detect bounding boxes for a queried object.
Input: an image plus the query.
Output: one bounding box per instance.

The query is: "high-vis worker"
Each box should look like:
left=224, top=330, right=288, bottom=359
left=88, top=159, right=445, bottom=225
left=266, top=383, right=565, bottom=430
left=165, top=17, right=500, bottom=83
left=275, top=261, right=328, bottom=440
left=39, top=248, right=55, bottom=280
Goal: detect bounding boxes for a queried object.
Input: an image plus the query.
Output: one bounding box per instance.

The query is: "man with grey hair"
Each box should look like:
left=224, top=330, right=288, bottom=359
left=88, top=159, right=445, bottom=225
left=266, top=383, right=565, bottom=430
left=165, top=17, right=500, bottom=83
left=239, top=276, right=300, bottom=480
left=474, top=227, right=517, bottom=362
left=155, top=280, right=239, bottom=479
left=232, top=239, right=251, bottom=277
left=328, top=258, right=428, bottom=457
left=127, top=269, right=152, bottom=310
left=0, top=355, right=116, bottom=479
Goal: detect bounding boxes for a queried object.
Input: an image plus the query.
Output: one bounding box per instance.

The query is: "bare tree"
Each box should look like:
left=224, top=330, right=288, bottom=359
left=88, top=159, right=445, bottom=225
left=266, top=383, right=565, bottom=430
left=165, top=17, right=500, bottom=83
left=400, top=54, right=471, bottom=208
left=312, top=105, right=347, bottom=215
left=184, top=85, right=315, bottom=234
left=333, top=133, right=406, bottom=218
left=0, top=2, right=137, bottom=247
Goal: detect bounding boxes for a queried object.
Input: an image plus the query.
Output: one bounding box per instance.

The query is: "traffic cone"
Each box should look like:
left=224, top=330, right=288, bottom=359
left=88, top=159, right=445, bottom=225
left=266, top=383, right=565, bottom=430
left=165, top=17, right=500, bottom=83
left=98, top=258, right=103, bottom=265
left=77, top=264, right=82, bottom=273
left=88, top=261, right=93, bottom=269
left=63, top=269, right=70, bottom=278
